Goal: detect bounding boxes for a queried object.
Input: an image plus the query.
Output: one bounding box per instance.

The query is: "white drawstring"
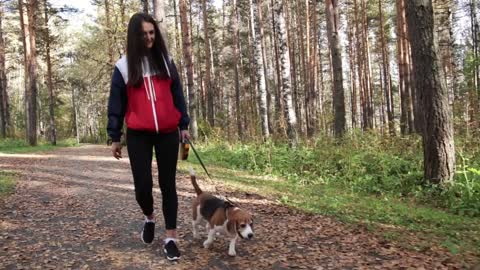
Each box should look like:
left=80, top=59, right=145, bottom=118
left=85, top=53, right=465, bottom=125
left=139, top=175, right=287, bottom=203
left=162, top=53, right=171, bottom=78
left=148, top=75, right=157, bottom=101
left=142, top=61, right=151, bottom=100
left=142, top=58, right=159, bottom=132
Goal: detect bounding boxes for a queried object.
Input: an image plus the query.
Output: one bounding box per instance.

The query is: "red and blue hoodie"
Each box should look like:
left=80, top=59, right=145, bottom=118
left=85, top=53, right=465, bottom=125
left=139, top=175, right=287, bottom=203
left=107, top=55, right=189, bottom=142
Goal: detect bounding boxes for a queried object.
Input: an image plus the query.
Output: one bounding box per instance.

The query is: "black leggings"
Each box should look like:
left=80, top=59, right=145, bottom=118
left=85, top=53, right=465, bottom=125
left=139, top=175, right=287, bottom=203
left=127, top=128, right=179, bottom=230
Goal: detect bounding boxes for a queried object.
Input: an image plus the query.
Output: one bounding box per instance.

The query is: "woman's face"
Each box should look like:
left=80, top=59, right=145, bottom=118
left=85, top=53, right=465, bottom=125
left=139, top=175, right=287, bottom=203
left=142, top=21, right=155, bottom=49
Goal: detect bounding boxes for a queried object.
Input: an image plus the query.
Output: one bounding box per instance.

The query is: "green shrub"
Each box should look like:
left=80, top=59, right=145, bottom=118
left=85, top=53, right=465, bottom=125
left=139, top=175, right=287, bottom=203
left=191, top=133, right=480, bottom=217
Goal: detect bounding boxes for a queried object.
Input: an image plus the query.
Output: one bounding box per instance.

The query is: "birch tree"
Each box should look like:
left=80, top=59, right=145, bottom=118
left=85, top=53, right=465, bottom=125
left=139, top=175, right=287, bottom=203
left=274, top=0, right=298, bottom=146
left=250, top=0, right=269, bottom=138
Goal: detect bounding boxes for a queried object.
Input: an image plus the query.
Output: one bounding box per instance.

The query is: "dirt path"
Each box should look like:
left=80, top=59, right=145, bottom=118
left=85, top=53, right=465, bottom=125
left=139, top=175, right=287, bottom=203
left=0, top=145, right=472, bottom=269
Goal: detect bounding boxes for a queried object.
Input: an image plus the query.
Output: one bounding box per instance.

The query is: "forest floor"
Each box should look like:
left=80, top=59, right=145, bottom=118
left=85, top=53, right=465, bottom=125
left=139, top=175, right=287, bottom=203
left=0, top=145, right=478, bottom=269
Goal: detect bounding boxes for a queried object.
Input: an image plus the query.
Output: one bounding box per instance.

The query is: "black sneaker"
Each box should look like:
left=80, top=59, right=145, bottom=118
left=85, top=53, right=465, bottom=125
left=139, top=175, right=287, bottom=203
left=141, top=221, right=155, bottom=244
left=164, top=240, right=181, bottom=261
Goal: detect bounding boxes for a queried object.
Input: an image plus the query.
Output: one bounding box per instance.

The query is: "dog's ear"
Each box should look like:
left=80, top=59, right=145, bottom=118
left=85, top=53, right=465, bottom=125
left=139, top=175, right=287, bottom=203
left=226, top=219, right=237, bottom=235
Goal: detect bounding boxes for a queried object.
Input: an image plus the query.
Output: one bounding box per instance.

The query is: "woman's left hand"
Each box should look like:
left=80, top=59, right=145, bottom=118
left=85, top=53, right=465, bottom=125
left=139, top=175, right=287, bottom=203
left=180, top=129, right=191, bottom=143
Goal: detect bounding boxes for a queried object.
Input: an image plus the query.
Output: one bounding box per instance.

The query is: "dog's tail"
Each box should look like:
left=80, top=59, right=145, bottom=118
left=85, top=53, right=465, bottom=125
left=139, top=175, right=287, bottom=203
left=190, top=167, right=202, bottom=195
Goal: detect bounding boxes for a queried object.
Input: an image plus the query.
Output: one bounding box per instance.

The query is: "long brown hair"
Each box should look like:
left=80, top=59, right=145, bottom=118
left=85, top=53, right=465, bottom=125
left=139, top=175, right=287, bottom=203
left=126, top=13, right=170, bottom=87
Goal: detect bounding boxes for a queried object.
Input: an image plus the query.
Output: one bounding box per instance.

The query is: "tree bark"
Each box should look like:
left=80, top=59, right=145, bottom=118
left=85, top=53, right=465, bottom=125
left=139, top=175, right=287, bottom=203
left=201, top=0, right=214, bottom=127
left=19, top=0, right=39, bottom=146
left=397, top=0, right=415, bottom=134
left=379, top=0, right=395, bottom=135
left=405, top=0, right=455, bottom=184
left=0, top=3, right=10, bottom=138
left=141, top=0, right=149, bottom=14
left=294, top=0, right=307, bottom=136
left=270, top=0, right=285, bottom=136
left=433, top=0, right=454, bottom=107
left=308, top=0, right=318, bottom=136
left=153, top=0, right=169, bottom=50
left=232, top=0, right=243, bottom=140
left=284, top=1, right=300, bottom=136
left=274, top=0, right=298, bottom=146
left=104, top=0, right=114, bottom=65
left=353, top=0, right=367, bottom=130
left=325, top=0, right=346, bottom=138
left=347, top=6, right=357, bottom=130
left=179, top=0, right=198, bottom=139
left=469, top=0, right=480, bottom=119
left=43, top=0, right=56, bottom=145
left=250, top=0, right=269, bottom=138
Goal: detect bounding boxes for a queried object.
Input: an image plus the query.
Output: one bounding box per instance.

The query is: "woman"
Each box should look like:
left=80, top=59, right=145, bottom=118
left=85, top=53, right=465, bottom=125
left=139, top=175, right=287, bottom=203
left=107, top=13, right=189, bottom=261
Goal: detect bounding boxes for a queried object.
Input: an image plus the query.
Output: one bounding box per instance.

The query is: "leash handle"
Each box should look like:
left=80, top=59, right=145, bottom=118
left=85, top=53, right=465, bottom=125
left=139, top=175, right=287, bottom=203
left=185, top=138, right=212, bottom=179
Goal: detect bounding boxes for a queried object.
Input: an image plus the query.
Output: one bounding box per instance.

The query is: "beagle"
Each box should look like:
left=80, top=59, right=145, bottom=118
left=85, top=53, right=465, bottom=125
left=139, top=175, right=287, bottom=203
left=190, top=168, right=254, bottom=256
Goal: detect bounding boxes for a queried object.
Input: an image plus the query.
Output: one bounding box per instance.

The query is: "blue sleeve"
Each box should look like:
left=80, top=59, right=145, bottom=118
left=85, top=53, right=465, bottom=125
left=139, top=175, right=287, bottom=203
left=170, top=60, right=190, bottom=130
left=107, top=67, right=127, bottom=142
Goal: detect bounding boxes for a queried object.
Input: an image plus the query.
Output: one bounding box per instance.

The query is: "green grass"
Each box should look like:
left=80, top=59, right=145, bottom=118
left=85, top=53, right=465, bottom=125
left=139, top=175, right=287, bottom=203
left=0, top=138, right=79, bottom=154
left=179, top=155, right=480, bottom=259
left=0, top=171, right=16, bottom=198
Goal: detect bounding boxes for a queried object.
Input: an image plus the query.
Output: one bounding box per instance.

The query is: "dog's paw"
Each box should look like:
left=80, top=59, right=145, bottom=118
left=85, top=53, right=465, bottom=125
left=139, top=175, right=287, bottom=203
left=228, top=249, right=236, bottom=256
left=203, top=240, right=212, bottom=249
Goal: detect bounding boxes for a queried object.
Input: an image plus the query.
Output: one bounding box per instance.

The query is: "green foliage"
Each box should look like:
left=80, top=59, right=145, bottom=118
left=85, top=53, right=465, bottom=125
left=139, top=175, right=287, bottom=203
left=189, top=132, right=480, bottom=217
left=0, top=171, right=16, bottom=197
left=0, top=138, right=79, bottom=153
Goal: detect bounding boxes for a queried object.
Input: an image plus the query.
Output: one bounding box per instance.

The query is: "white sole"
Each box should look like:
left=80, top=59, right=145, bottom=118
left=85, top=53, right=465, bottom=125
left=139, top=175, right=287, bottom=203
left=164, top=249, right=180, bottom=261
left=141, top=229, right=154, bottom=244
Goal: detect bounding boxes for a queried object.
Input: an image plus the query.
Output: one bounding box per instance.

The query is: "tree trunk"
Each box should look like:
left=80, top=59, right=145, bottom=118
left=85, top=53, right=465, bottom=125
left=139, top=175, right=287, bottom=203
left=397, top=0, right=414, bottom=134
left=347, top=7, right=357, bottom=130
left=201, top=0, right=214, bottom=127
left=353, top=0, right=367, bottom=130
left=19, top=0, right=39, bottom=146
left=405, top=0, right=455, bottom=184
left=258, top=1, right=272, bottom=135
left=294, top=0, right=307, bottom=136
left=469, top=0, right=480, bottom=119
left=0, top=3, right=10, bottom=138
left=172, top=0, right=183, bottom=76
left=270, top=0, right=285, bottom=136
left=284, top=1, right=300, bottom=136
left=72, top=87, right=79, bottom=143
left=43, top=0, right=56, bottom=145
left=325, top=0, right=346, bottom=138
left=433, top=0, right=454, bottom=108
left=274, top=0, right=298, bottom=146
left=250, top=0, right=269, bottom=138
left=104, top=0, right=114, bottom=65
left=247, top=13, right=258, bottom=137
left=179, top=0, right=198, bottom=139
left=141, top=0, right=149, bottom=14
left=153, top=0, right=169, bottom=50
left=232, top=0, right=243, bottom=140
left=361, top=0, right=374, bottom=129
left=308, top=0, right=318, bottom=136
left=379, top=0, right=395, bottom=135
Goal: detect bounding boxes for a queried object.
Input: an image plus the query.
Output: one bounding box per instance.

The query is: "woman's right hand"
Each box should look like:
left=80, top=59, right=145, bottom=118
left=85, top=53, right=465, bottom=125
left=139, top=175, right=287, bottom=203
left=112, top=142, right=122, bottom=160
